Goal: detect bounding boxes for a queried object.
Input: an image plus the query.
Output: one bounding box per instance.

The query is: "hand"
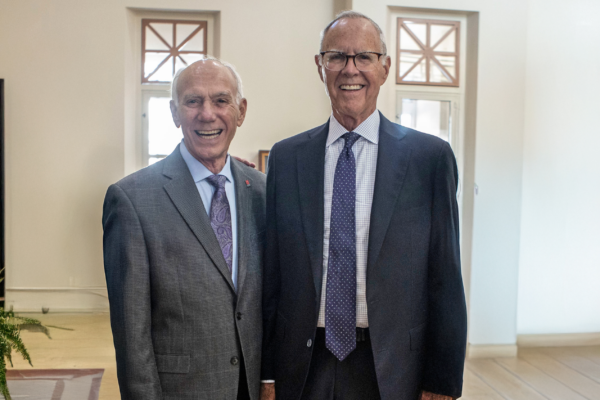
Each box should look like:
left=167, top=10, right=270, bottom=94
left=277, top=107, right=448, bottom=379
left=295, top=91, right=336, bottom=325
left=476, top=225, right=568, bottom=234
left=419, top=391, right=454, bottom=400
left=233, top=156, right=256, bottom=169
left=260, top=382, right=275, bottom=400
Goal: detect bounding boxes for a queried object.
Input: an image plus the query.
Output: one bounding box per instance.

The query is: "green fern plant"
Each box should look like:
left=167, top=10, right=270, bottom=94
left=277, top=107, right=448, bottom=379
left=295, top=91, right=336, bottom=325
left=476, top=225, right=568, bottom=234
left=0, top=308, right=51, bottom=400
left=0, top=268, right=67, bottom=399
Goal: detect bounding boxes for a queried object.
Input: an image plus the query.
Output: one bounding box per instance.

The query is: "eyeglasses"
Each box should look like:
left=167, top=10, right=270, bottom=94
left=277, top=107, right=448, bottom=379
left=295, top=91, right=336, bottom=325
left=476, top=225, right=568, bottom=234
left=319, top=51, right=385, bottom=72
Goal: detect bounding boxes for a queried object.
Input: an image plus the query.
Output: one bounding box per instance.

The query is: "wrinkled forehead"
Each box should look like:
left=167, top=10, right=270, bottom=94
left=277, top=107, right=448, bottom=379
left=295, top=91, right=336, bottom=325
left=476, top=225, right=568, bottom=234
left=177, top=60, right=237, bottom=97
left=322, top=18, right=380, bottom=51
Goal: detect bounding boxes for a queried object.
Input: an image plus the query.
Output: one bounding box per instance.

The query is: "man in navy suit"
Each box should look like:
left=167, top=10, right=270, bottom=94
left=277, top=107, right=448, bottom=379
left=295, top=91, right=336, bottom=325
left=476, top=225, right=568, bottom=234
left=260, top=11, right=467, bottom=400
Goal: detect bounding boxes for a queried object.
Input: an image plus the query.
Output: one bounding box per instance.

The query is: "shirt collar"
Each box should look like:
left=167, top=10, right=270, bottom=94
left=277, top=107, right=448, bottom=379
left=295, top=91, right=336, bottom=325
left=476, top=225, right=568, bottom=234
left=179, top=140, right=233, bottom=184
left=326, top=109, right=380, bottom=147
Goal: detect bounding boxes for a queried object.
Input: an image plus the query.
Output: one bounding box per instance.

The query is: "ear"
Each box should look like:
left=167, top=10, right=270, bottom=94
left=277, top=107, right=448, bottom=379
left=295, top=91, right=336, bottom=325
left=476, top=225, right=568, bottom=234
left=170, top=100, right=181, bottom=128
left=380, top=55, right=391, bottom=84
left=236, top=98, right=248, bottom=127
left=315, top=54, right=324, bottom=83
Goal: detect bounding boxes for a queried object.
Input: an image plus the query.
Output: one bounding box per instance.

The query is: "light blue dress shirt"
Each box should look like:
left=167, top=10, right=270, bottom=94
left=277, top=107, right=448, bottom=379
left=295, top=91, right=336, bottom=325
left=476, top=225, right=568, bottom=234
left=317, top=110, right=380, bottom=328
left=179, top=141, right=239, bottom=290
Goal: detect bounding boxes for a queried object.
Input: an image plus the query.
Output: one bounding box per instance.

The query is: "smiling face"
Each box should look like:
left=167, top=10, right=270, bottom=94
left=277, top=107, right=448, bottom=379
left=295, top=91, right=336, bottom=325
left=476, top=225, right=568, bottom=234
left=170, top=60, right=247, bottom=174
left=315, top=18, right=390, bottom=131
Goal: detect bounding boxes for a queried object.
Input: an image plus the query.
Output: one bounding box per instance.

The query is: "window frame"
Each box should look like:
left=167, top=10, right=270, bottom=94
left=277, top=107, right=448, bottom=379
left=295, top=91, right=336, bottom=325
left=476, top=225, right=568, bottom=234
left=141, top=19, right=208, bottom=84
left=127, top=11, right=215, bottom=172
left=396, top=17, right=461, bottom=87
left=395, top=90, right=460, bottom=150
left=141, top=91, right=184, bottom=166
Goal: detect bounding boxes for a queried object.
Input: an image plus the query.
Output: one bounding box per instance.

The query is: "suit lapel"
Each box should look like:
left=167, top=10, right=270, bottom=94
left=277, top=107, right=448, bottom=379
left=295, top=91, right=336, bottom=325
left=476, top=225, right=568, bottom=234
left=297, top=122, right=329, bottom=296
left=367, top=113, right=412, bottom=273
left=230, top=158, right=251, bottom=297
left=162, top=147, right=236, bottom=293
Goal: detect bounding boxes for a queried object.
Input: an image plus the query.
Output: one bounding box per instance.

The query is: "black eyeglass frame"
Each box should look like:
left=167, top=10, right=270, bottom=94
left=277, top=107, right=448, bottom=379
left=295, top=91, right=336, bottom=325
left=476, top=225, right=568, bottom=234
left=318, top=51, right=386, bottom=71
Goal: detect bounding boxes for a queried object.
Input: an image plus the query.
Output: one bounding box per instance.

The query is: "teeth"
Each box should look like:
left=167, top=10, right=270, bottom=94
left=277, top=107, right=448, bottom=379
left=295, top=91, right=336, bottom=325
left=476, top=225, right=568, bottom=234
left=196, top=129, right=222, bottom=135
left=340, top=85, right=363, bottom=90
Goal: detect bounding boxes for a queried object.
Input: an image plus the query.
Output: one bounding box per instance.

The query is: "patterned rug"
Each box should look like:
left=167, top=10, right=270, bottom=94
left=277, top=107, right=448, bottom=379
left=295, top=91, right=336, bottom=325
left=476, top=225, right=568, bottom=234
left=3, top=369, right=104, bottom=400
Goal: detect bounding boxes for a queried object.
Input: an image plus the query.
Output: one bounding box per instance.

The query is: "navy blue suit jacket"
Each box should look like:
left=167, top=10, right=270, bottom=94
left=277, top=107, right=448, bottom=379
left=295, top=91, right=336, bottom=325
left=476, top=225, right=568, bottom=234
left=262, top=113, right=467, bottom=400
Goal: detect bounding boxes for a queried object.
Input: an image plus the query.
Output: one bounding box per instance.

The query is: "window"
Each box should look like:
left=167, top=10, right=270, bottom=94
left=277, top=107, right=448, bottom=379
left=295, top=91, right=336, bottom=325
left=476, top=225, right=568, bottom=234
left=142, top=19, right=208, bottom=84
left=142, top=92, right=183, bottom=165
left=397, top=18, right=460, bottom=87
left=398, top=98, right=451, bottom=142
left=390, top=9, right=475, bottom=274
left=137, top=17, right=212, bottom=166
left=395, top=92, right=459, bottom=147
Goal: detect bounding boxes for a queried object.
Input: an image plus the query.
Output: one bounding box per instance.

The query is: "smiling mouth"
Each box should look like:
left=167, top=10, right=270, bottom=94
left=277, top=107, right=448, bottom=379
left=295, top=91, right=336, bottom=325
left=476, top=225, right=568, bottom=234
left=340, top=84, right=364, bottom=91
left=194, top=129, right=223, bottom=138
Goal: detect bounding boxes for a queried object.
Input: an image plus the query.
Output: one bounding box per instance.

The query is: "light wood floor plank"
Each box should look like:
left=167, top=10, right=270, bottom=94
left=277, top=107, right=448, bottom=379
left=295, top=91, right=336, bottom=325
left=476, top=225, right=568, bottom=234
left=540, top=347, right=600, bottom=384
left=466, top=359, right=547, bottom=400
left=519, top=351, right=600, bottom=400
left=496, top=357, right=587, bottom=400
left=9, top=313, right=119, bottom=400
left=566, top=346, right=600, bottom=367
left=461, top=367, right=507, bottom=399
left=7, top=313, right=600, bottom=400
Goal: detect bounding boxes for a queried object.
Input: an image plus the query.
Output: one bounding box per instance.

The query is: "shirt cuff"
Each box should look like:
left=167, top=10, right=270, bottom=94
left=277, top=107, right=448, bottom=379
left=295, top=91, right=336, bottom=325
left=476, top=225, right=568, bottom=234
left=261, top=380, right=275, bottom=383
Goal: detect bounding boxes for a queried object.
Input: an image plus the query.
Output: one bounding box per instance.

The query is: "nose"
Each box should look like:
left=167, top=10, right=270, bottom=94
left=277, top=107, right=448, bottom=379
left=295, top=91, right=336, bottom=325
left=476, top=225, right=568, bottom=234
left=341, top=55, right=360, bottom=75
left=198, top=102, right=217, bottom=122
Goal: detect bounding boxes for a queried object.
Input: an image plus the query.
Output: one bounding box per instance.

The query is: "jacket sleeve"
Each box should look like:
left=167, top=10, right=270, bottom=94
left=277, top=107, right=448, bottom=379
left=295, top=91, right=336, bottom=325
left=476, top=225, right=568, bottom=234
left=422, top=142, right=468, bottom=398
left=261, top=144, right=281, bottom=381
left=102, top=184, right=162, bottom=399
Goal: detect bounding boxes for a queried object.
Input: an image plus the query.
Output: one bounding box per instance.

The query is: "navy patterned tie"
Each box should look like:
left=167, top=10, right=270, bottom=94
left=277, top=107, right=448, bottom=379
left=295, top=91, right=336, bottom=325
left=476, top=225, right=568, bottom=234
left=206, top=175, right=233, bottom=273
left=326, top=131, right=361, bottom=361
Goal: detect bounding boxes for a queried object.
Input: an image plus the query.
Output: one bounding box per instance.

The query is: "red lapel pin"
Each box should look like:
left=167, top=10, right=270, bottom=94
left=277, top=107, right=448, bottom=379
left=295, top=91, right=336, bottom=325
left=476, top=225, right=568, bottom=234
left=245, top=179, right=251, bottom=187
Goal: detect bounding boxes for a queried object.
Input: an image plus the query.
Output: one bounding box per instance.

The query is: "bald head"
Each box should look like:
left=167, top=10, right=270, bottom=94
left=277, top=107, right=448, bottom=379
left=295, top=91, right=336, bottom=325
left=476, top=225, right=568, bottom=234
left=320, top=11, right=387, bottom=54
left=169, top=56, right=248, bottom=175
left=315, top=14, right=391, bottom=132
left=171, top=56, right=244, bottom=106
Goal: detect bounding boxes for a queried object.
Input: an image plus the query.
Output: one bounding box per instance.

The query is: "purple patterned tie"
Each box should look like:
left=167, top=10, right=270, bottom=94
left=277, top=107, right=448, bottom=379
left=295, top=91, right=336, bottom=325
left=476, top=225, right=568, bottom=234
left=206, top=175, right=233, bottom=273
left=326, top=132, right=360, bottom=361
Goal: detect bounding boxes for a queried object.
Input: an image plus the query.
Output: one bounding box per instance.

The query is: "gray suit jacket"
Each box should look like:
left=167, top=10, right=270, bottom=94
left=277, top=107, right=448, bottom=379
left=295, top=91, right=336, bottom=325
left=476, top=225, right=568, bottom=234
left=103, top=145, right=266, bottom=400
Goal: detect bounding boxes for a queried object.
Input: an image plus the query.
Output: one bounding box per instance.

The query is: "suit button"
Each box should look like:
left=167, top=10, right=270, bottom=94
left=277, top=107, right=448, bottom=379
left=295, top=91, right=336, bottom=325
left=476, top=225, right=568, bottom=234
left=307, top=339, right=312, bottom=347
left=230, top=356, right=239, bottom=365
left=237, top=312, right=242, bottom=320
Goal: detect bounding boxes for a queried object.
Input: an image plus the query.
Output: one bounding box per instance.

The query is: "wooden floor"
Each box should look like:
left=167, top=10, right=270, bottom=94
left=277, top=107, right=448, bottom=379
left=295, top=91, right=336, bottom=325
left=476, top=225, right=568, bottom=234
left=10, top=313, right=119, bottom=400
left=464, top=347, right=600, bottom=400
left=9, top=313, right=600, bottom=399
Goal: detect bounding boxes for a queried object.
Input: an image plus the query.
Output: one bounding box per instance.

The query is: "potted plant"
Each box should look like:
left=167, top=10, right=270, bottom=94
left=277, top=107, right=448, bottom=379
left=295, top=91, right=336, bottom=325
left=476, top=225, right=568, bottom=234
left=0, top=308, right=52, bottom=400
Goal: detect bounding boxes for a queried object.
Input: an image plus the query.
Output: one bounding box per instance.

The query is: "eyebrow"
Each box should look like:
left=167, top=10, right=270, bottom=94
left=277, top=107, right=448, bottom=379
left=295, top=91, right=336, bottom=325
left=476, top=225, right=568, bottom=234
left=211, top=92, right=233, bottom=99
left=324, top=49, right=377, bottom=53
left=182, top=91, right=233, bottom=101
left=182, top=93, right=204, bottom=101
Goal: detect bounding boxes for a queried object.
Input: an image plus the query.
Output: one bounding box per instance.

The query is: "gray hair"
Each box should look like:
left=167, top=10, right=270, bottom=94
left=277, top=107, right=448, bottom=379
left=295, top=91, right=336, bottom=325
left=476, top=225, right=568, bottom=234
left=320, top=10, right=387, bottom=55
left=171, top=55, right=244, bottom=106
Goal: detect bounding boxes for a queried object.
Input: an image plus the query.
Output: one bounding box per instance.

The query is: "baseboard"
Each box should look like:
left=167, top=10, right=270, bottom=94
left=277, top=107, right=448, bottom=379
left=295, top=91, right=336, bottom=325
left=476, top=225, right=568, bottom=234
left=467, top=344, right=518, bottom=359
left=518, top=332, right=600, bottom=347
left=5, top=287, right=110, bottom=313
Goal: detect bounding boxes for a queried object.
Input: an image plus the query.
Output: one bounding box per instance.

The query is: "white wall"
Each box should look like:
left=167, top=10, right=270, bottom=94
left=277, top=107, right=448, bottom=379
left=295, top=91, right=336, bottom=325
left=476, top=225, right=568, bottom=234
left=518, top=0, right=600, bottom=335
left=0, top=0, right=127, bottom=311
left=2, top=0, right=597, bottom=342
left=0, top=0, right=333, bottom=311
left=354, top=0, right=528, bottom=350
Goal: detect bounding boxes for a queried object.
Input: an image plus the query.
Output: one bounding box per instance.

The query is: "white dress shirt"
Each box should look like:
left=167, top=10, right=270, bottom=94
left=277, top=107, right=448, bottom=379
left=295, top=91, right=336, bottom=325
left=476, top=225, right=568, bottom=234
left=317, top=110, right=379, bottom=328
left=179, top=141, right=239, bottom=290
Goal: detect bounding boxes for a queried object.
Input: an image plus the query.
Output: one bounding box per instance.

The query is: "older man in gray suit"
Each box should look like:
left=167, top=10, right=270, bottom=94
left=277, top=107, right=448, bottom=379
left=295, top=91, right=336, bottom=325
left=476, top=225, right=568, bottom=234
left=103, top=57, right=265, bottom=400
